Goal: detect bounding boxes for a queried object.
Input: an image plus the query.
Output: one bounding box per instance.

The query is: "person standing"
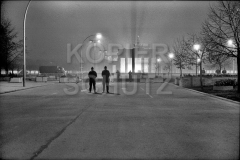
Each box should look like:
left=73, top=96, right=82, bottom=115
left=116, top=70, right=120, bottom=82
left=128, top=70, right=132, bottom=82
left=102, top=66, right=110, bottom=93
left=76, top=75, right=80, bottom=84
left=88, top=67, right=97, bottom=93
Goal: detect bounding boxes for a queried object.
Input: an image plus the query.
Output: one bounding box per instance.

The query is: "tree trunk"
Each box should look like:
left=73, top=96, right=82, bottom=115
left=218, top=63, right=222, bottom=74
left=180, top=67, right=182, bottom=78
left=237, top=50, right=240, bottom=93
left=196, top=64, right=197, bottom=76
left=196, top=55, right=198, bottom=76
left=219, top=64, right=222, bottom=74
left=200, top=62, right=203, bottom=90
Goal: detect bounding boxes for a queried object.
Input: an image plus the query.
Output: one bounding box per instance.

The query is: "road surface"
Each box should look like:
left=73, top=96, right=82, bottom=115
left=0, top=82, right=239, bottom=159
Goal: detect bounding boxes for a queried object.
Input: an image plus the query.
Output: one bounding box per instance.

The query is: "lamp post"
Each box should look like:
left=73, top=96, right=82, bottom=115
left=227, top=39, right=236, bottom=75
left=193, top=43, right=204, bottom=90
left=23, top=0, right=31, bottom=87
left=168, top=53, right=174, bottom=78
left=157, top=58, right=161, bottom=76
left=233, top=59, right=235, bottom=74
left=227, top=39, right=234, bottom=47
left=79, top=33, right=102, bottom=84
left=193, top=44, right=200, bottom=76
left=197, top=58, right=201, bottom=75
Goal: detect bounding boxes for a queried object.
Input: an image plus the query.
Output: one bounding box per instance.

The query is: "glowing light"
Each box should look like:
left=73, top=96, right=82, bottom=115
left=197, top=58, right=201, bottom=62
left=193, top=44, right=200, bottom=51
left=168, top=53, right=174, bottom=59
left=227, top=39, right=234, bottom=47
left=157, top=58, right=161, bottom=62
left=96, top=33, right=102, bottom=39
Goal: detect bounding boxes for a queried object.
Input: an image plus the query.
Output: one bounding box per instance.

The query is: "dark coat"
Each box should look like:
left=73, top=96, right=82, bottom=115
left=88, top=71, right=97, bottom=79
left=102, top=69, right=110, bottom=82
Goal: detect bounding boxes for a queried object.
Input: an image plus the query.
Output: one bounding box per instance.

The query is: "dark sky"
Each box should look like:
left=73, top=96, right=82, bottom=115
left=2, top=1, right=216, bottom=70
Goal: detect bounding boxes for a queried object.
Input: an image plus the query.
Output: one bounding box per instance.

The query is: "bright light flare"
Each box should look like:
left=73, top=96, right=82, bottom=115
left=227, top=39, right=234, bottom=47
left=96, top=33, right=102, bottom=39
left=168, top=53, right=174, bottom=59
left=193, top=44, right=200, bottom=51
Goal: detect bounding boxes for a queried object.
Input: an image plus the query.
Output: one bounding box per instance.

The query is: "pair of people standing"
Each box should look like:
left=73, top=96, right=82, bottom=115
left=88, top=66, right=110, bottom=93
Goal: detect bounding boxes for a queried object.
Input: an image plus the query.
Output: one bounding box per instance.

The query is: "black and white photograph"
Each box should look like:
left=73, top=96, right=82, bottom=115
left=0, top=0, right=239, bottom=159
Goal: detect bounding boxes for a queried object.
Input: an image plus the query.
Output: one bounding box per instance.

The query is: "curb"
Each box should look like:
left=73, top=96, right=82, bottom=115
left=0, top=84, right=52, bottom=94
left=169, top=83, right=240, bottom=105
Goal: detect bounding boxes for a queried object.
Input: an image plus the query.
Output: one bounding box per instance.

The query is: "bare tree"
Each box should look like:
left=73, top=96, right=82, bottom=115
left=202, top=1, right=240, bottom=92
left=183, top=34, right=210, bottom=90
left=207, top=50, right=230, bottom=73
left=172, top=36, right=192, bottom=78
left=0, top=18, right=23, bottom=76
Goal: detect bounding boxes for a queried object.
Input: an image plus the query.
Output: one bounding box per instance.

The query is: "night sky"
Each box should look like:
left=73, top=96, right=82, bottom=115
left=2, top=1, right=216, bottom=71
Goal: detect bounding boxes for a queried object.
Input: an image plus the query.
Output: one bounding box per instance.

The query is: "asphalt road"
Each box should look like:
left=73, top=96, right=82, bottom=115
left=0, top=82, right=239, bottom=160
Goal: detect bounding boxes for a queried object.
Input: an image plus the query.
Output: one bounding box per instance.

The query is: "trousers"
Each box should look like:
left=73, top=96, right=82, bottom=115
left=89, top=78, right=96, bottom=92
left=102, top=78, right=109, bottom=92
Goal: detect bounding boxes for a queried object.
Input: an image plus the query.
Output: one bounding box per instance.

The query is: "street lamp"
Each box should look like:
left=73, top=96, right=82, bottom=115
left=96, top=33, right=102, bottom=39
left=227, top=39, right=234, bottom=47
left=168, top=53, right=174, bottom=77
left=193, top=44, right=200, bottom=51
left=23, top=0, right=31, bottom=87
left=197, top=58, right=201, bottom=63
left=193, top=44, right=201, bottom=75
left=79, top=33, right=102, bottom=85
left=157, top=58, right=161, bottom=76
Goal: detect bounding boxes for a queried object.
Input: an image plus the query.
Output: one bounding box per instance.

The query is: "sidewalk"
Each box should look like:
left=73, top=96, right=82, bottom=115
left=0, top=81, right=53, bottom=94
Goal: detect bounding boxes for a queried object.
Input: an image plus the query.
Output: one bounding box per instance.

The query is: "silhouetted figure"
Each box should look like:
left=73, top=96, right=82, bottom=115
left=128, top=70, right=132, bottom=82
left=116, top=70, right=120, bottom=82
left=88, top=67, right=97, bottom=93
left=76, top=76, right=80, bottom=84
left=102, top=66, right=110, bottom=93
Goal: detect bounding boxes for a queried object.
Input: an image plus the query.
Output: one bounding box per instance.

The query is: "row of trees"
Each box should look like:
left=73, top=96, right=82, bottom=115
left=172, top=1, right=240, bottom=92
left=0, top=1, right=24, bottom=76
